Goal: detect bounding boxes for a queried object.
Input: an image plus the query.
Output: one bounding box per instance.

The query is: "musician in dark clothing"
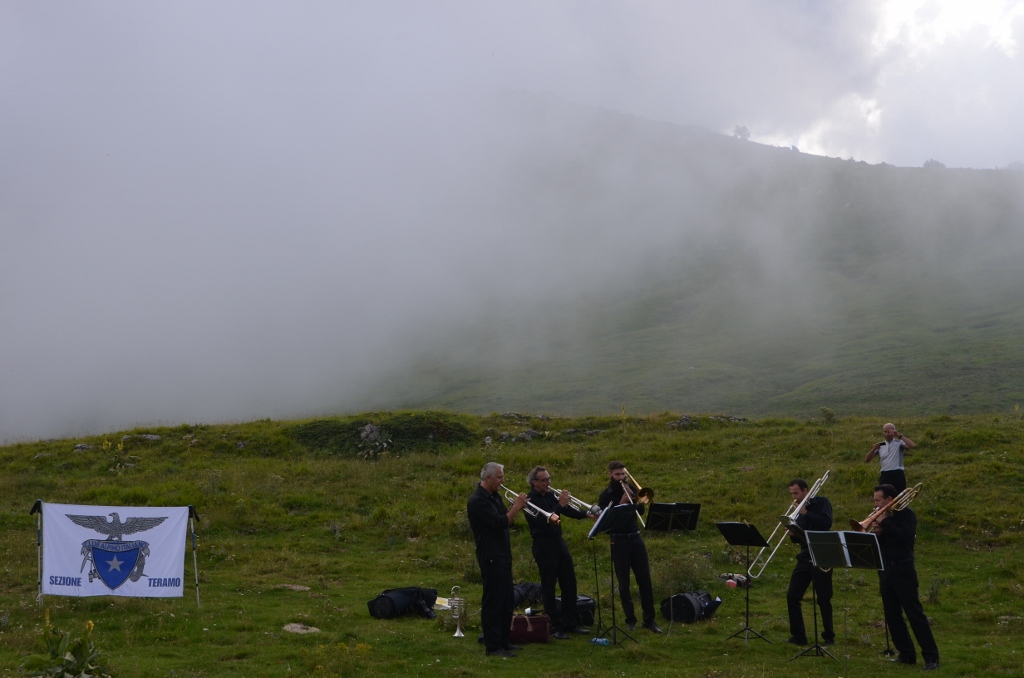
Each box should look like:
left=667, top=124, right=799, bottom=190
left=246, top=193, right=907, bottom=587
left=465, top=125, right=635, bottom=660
left=784, top=478, right=835, bottom=646
left=467, top=462, right=528, bottom=657
left=871, top=484, right=940, bottom=670
left=597, top=461, right=662, bottom=633
left=525, top=466, right=591, bottom=639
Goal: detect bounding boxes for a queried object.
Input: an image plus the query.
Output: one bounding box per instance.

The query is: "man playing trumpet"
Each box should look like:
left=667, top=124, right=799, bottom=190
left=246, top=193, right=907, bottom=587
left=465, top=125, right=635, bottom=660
left=784, top=478, right=835, bottom=646
left=467, top=462, right=528, bottom=657
left=865, top=423, right=915, bottom=493
left=524, top=466, right=592, bottom=639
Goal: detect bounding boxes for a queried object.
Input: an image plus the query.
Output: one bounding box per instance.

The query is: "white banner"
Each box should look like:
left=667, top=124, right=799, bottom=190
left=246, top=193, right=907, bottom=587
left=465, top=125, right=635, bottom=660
left=41, top=503, right=189, bottom=598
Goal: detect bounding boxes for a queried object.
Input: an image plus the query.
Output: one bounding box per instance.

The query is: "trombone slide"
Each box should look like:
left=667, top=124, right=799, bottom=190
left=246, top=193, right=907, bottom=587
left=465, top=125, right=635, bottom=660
left=850, top=483, right=922, bottom=532
left=619, top=480, right=647, bottom=528
left=746, top=469, right=830, bottom=579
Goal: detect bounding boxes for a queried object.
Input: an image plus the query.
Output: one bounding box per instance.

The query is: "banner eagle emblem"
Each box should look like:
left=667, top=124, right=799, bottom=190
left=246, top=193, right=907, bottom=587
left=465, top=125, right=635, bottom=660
left=66, top=512, right=168, bottom=590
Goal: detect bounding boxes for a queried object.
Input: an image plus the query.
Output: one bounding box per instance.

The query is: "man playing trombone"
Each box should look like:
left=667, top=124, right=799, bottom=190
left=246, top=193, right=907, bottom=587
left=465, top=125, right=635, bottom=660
left=870, top=484, right=940, bottom=670
left=784, top=478, right=836, bottom=646
left=467, top=462, right=528, bottom=657
left=598, top=461, right=662, bottom=634
left=524, top=466, right=593, bottom=640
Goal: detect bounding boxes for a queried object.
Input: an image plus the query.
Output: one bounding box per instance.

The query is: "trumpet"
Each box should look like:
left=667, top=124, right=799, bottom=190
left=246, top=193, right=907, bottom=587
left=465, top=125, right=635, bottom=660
left=851, top=483, right=922, bottom=532
left=551, top=488, right=602, bottom=516
left=449, top=585, right=465, bottom=638
left=501, top=485, right=560, bottom=524
left=747, top=470, right=830, bottom=580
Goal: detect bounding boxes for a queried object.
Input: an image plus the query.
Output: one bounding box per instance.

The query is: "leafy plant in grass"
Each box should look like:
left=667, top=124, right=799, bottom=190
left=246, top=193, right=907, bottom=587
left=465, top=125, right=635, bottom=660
left=104, top=439, right=138, bottom=476
left=21, top=615, right=113, bottom=678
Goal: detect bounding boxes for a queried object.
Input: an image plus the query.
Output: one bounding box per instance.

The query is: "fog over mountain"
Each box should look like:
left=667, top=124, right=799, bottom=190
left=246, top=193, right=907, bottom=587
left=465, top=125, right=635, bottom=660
left=351, top=97, right=1024, bottom=417
left=3, top=3, right=1024, bottom=441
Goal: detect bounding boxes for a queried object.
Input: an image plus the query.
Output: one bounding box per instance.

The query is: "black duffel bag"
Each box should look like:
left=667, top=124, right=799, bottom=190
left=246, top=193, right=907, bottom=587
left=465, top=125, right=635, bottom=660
left=513, top=582, right=543, bottom=609
left=367, top=587, right=438, bottom=619
left=554, top=594, right=596, bottom=626
left=660, top=591, right=722, bottom=623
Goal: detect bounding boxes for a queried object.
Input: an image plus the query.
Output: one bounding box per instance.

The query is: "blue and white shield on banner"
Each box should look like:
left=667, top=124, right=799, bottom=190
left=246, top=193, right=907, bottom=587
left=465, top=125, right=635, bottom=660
left=84, top=539, right=147, bottom=590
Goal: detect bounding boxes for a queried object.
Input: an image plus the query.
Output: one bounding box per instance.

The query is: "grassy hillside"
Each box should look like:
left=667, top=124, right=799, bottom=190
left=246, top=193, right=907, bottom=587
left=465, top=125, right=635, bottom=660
left=353, top=100, right=1024, bottom=419
left=2, top=410, right=1023, bottom=676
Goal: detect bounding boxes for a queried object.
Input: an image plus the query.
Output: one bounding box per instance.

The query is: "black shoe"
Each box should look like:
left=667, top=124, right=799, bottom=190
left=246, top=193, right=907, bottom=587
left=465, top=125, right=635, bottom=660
left=503, top=643, right=523, bottom=651
left=890, top=656, right=916, bottom=665
left=626, top=621, right=636, bottom=631
left=486, top=648, right=516, bottom=657
left=923, top=662, right=940, bottom=671
left=644, top=623, right=663, bottom=634
left=552, top=631, right=570, bottom=640
left=569, top=626, right=591, bottom=634
left=823, top=638, right=835, bottom=646
left=787, top=636, right=808, bottom=645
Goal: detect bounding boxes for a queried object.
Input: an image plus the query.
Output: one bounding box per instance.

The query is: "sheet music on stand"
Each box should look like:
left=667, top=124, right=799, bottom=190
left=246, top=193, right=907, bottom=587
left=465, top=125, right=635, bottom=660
left=804, top=531, right=883, bottom=570
left=796, top=531, right=884, bottom=662
left=588, top=504, right=638, bottom=539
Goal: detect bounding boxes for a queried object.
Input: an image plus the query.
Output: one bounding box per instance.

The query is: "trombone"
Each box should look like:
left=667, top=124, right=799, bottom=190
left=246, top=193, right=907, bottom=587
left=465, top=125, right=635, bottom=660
left=622, top=467, right=655, bottom=504
left=550, top=488, right=603, bottom=516
left=850, top=483, right=922, bottom=532
left=747, top=470, right=830, bottom=580
left=618, top=468, right=655, bottom=528
left=500, top=485, right=560, bottom=524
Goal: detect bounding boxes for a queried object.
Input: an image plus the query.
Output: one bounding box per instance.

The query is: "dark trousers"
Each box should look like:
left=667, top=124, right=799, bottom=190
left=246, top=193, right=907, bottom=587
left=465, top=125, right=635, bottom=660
left=533, top=538, right=578, bottom=631
left=879, top=469, right=907, bottom=494
left=879, top=560, right=939, bottom=664
left=610, top=533, right=655, bottom=626
left=787, top=559, right=834, bottom=642
left=479, top=559, right=514, bottom=652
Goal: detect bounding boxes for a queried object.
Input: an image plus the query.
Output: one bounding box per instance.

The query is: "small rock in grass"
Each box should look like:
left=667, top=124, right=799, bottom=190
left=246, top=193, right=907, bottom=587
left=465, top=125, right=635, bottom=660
left=283, top=623, right=320, bottom=634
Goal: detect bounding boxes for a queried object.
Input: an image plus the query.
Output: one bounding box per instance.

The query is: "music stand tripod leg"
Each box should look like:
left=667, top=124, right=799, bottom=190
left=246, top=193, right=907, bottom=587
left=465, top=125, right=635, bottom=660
left=590, top=539, right=608, bottom=641
left=727, top=543, right=770, bottom=644
left=600, top=537, right=636, bottom=647
left=790, top=579, right=837, bottom=661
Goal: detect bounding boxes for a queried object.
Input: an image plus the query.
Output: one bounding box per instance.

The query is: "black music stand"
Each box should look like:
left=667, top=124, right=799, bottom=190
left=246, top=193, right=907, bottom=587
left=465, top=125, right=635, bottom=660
left=716, top=522, right=771, bottom=644
left=588, top=504, right=640, bottom=647
left=645, top=502, right=700, bottom=532
left=646, top=502, right=700, bottom=637
left=803, top=531, right=883, bottom=660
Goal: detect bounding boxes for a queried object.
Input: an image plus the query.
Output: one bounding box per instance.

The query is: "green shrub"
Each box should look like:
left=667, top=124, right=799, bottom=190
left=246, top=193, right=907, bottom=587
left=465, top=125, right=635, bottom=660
left=288, top=412, right=476, bottom=456
left=21, top=615, right=113, bottom=678
left=287, top=419, right=363, bottom=453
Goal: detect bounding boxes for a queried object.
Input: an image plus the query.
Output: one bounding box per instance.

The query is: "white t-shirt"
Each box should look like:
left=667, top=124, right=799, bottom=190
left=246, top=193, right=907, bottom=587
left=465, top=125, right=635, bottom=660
left=878, top=439, right=906, bottom=472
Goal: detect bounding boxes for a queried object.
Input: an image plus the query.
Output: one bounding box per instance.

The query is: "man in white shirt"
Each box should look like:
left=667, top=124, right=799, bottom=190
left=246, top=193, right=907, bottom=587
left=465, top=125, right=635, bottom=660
left=864, top=423, right=915, bottom=493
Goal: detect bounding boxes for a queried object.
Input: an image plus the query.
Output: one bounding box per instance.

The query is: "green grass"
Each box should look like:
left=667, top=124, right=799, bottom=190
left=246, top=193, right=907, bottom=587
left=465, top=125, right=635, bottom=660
left=2, top=411, right=1023, bottom=676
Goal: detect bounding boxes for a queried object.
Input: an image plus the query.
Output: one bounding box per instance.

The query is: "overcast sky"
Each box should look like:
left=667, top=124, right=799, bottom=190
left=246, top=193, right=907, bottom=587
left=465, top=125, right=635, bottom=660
left=2, top=1, right=1023, bottom=442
